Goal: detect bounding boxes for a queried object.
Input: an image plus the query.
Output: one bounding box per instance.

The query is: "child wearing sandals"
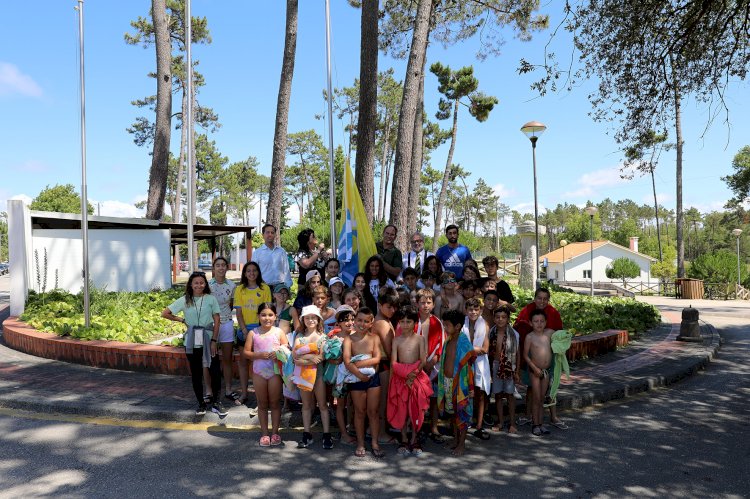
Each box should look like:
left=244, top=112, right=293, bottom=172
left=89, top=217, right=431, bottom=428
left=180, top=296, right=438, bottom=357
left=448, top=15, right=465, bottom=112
left=243, top=303, right=288, bottom=447
left=328, top=305, right=357, bottom=446
left=293, top=305, right=333, bottom=450
left=489, top=306, right=520, bottom=434
left=523, top=309, right=553, bottom=437
left=343, top=307, right=384, bottom=458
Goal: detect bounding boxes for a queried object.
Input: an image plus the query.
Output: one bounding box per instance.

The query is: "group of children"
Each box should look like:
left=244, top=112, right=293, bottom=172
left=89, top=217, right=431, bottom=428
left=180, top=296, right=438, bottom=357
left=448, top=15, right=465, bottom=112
left=165, top=257, right=569, bottom=458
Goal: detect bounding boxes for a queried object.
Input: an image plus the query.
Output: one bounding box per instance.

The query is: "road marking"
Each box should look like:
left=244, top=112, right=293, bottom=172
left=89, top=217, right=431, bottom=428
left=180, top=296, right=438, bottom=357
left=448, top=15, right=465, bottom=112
left=0, top=407, right=306, bottom=432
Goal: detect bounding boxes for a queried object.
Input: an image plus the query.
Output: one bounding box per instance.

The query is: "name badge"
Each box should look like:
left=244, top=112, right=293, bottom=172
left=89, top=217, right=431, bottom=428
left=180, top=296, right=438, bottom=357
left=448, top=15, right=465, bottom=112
left=193, top=327, right=205, bottom=347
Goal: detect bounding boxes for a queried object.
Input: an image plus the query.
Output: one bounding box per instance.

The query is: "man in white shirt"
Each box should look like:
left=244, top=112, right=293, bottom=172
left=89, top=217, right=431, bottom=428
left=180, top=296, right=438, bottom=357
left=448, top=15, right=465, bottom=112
left=251, top=223, right=292, bottom=288
left=401, top=231, right=433, bottom=280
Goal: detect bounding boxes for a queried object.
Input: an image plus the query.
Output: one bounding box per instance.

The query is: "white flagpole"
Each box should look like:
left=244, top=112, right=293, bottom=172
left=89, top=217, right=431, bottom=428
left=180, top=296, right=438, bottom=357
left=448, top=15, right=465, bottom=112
left=76, top=0, right=90, bottom=327
left=325, top=0, right=337, bottom=256
left=186, top=0, right=195, bottom=272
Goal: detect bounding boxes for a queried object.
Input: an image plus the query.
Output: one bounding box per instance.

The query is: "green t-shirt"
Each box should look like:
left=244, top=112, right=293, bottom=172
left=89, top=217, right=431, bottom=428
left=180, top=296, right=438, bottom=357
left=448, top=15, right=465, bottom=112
left=376, top=242, right=403, bottom=275
left=168, top=295, right=220, bottom=328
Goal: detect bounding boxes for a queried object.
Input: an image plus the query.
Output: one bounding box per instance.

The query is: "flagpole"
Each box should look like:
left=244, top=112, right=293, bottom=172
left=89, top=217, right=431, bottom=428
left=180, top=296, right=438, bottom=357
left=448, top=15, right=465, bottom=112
left=76, top=0, right=90, bottom=327
left=325, top=0, right=337, bottom=256
left=185, top=0, right=195, bottom=272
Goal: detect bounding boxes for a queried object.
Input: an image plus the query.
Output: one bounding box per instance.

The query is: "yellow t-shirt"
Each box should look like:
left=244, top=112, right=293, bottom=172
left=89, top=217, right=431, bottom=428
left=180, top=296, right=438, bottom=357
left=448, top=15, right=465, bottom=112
left=233, top=284, right=272, bottom=326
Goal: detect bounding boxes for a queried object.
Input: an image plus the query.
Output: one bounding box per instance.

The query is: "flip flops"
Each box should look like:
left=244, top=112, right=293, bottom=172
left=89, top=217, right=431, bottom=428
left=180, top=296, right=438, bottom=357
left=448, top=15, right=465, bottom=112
left=371, top=447, right=385, bottom=459
left=259, top=435, right=271, bottom=447
left=473, top=428, right=491, bottom=440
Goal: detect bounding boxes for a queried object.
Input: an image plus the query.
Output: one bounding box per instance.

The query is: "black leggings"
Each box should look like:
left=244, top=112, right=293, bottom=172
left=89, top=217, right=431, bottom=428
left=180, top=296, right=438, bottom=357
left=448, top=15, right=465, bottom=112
left=186, top=349, right=221, bottom=405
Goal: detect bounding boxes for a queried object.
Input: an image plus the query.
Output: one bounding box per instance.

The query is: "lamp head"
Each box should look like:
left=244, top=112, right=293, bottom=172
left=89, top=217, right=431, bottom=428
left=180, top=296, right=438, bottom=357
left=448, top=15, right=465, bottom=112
left=584, top=206, right=598, bottom=217
left=560, top=239, right=568, bottom=247
left=521, top=121, right=547, bottom=143
left=732, top=228, right=743, bottom=237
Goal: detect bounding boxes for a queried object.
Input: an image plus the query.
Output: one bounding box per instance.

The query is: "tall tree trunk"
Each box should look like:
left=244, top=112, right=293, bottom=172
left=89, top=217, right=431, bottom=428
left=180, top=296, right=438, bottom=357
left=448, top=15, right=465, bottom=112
left=389, top=0, right=433, bottom=251
left=406, top=67, right=426, bottom=239
left=377, top=127, right=390, bottom=222
left=431, top=99, right=459, bottom=253
left=145, top=0, right=172, bottom=220
left=383, top=146, right=395, bottom=221
left=354, top=0, right=378, bottom=225
left=267, top=0, right=298, bottom=233
left=674, top=86, right=685, bottom=278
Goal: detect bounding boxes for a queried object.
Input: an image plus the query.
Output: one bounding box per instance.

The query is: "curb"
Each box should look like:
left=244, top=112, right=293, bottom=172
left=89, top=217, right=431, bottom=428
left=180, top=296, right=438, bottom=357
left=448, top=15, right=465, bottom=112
left=555, top=322, right=720, bottom=411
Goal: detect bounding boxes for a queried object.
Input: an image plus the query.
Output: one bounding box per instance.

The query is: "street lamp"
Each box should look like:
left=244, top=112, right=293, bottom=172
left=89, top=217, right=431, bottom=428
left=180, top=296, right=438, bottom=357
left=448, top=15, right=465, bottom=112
left=521, top=121, right=547, bottom=287
left=560, top=239, right=568, bottom=283
left=732, top=228, right=743, bottom=289
left=584, top=206, right=598, bottom=296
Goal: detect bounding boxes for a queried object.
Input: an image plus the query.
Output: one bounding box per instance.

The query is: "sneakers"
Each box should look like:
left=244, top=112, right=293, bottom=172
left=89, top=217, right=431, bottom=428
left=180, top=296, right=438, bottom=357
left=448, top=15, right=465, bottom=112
left=322, top=433, right=334, bottom=450
left=551, top=420, right=569, bottom=430
left=540, top=425, right=551, bottom=435
left=298, top=432, right=314, bottom=448
left=531, top=425, right=542, bottom=437
left=517, top=416, right=532, bottom=426
left=211, top=401, right=228, bottom=417
left=195, top=403, right=207, bottom=416
left=270, top=433, right=282, bottom=446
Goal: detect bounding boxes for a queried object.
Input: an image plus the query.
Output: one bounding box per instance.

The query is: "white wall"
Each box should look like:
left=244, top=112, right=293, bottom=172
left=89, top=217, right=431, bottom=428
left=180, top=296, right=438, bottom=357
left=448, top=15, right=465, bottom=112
left=549, top=244, right=653, bottom=283
left=31, top=229, right=172, bottom=293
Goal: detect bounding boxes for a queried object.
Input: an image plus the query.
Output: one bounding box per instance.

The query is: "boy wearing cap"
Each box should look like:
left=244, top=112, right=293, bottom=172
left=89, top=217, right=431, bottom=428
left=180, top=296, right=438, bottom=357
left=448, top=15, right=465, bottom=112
left=327, top=305, right=357, bottom=445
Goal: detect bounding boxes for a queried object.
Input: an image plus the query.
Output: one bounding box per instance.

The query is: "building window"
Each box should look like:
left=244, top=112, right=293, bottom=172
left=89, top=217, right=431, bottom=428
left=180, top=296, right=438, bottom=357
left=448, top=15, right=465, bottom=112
left=583, top=270, right=591, bottom=279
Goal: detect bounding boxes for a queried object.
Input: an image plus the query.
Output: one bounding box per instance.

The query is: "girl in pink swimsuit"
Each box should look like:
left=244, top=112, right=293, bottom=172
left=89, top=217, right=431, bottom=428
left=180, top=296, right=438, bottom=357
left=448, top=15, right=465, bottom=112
left=243, top=303, right=288, bottom=447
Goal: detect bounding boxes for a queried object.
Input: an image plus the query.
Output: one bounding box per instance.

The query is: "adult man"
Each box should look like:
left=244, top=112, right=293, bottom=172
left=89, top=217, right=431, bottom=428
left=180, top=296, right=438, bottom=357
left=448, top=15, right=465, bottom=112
left=401, top=231, right=433, bottom=279
left=376, top=224, right=403, bottom=281
left=251, top=223, right=292, bottom=288
left=435, top=224, right=472, bottom=280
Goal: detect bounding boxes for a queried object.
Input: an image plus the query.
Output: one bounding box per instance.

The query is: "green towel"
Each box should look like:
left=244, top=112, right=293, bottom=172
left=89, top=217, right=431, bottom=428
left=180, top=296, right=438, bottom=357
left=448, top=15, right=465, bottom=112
left=549, top=330, right=573, bottom=405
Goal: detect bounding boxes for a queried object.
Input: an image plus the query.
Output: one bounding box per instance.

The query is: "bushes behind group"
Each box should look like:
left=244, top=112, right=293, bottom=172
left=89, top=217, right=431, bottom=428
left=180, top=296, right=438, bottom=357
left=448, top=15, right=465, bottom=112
left=512, top=286, right=661, bottom=336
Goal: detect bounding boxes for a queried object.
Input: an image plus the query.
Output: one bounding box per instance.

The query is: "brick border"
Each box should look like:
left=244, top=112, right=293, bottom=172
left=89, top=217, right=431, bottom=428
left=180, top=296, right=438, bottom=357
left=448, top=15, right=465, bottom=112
left=3, top=316, right=628, bottom=376
left=568, top=329, right=628, bottom=362
left=3, top=317, right=191, bottom=376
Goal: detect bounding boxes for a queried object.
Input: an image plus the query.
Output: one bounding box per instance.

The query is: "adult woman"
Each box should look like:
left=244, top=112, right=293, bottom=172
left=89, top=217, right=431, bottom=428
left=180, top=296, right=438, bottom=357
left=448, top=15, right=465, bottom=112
left=424, top=255, right=443, bottom=283
left=234, top=261, right=273, bottom=406
left=208, top=257, right=239, bottom=405
left=294, top=228, right=328, bottom=287
left=162, top=271, right=226, bottom=416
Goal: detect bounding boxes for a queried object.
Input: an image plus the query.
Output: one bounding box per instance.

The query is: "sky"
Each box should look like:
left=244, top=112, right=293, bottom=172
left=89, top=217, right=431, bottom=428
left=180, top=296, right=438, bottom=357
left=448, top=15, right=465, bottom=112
left=2, top=1, right=748, bottom=233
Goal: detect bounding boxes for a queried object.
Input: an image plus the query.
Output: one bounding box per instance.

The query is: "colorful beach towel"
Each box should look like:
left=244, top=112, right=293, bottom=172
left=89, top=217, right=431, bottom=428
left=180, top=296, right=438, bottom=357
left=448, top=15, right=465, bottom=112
left=292, top=341, right=320, bottom=392
left=387, top=360, right=433, bottom=431
left=438, top=334, right=475, bottom=431
left=462, top=316, right=491, bottom=394
left=323, top=336, right=343, bottom=385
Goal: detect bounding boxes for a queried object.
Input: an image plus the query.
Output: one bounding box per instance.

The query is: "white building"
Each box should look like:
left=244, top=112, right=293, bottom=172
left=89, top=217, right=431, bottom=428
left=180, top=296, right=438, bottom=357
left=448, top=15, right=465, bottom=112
left=542, top=237, right=656, bottom=284
left=7, top=200, right=253, bottom=316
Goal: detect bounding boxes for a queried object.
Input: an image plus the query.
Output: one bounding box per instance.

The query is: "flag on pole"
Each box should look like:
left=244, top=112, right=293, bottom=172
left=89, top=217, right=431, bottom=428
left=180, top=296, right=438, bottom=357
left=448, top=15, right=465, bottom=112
left=337, top=161, right=377, bottom=286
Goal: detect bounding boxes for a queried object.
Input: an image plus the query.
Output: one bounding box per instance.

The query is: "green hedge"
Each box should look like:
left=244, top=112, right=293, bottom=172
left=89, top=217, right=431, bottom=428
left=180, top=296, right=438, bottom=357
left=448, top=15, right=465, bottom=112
left=511, top=285, right=661, bottom=336
left=20, top=284, right=661, bottom=344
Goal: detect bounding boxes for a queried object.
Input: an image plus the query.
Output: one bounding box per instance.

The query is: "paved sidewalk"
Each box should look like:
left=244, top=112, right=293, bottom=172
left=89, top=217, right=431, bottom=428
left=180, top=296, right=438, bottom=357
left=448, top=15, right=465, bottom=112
left=0, top=295, right=734, bottom=427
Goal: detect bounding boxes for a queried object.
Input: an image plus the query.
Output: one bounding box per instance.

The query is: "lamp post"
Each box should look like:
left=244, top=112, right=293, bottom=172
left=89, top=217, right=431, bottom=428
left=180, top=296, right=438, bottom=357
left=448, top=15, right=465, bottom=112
left=521, top=121, right=547, bottom=287
left=584, top=206, right=598, bottom=296
left=733, top=228, right=743, bottom=289
left=560, top=239, right=568, bottom=283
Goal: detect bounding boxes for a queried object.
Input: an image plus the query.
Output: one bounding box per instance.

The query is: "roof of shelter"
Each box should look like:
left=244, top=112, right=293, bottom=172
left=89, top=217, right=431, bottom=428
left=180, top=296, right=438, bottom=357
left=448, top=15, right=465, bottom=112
left=30, top=210, right=254, bottom=245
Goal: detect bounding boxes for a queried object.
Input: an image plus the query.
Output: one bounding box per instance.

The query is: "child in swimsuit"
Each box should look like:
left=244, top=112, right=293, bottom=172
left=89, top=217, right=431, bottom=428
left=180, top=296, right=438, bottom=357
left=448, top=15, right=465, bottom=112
left=243, top=303, right=288, bottom=447
left=523, top=309, right=553, bottom=437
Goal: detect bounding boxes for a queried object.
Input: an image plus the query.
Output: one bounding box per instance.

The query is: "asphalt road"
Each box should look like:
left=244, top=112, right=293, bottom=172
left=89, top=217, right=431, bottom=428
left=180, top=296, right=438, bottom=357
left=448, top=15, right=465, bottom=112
left=0, top=311, right=747, bottom=498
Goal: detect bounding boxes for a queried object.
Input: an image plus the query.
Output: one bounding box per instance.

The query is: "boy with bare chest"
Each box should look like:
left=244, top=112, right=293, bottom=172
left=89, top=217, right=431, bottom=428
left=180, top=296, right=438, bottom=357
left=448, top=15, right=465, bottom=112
left=388, top=305, right=430, bottom=454
left=522, top=309, right=554, bottom=436
left=343, top=307, right=383, bottom=457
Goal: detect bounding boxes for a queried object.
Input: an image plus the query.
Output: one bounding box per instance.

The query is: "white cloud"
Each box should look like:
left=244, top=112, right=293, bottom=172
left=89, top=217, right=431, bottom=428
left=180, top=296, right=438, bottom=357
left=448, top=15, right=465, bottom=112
left=642, top=192, right=672, bottom=205
left=0, top=62, right=43, bottom=98
left=492, top=183, right=515, bottom=200
left=511, top=202, right=548, bottom=215
left=92, top=200, right=144, bottom=218
left=562, top=167, right=628, bottom=198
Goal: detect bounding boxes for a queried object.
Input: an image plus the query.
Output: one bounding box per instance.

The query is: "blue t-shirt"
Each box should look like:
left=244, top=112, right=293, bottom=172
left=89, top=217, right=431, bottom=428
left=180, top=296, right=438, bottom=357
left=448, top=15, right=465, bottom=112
left=436, top=244, right=472, bottom=280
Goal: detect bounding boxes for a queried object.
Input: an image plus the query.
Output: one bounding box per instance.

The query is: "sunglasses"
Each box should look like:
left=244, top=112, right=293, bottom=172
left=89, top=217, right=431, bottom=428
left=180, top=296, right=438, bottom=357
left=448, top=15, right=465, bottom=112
left=444, top=278, right=457, bottom=284
left=412, top=240, right=424, bottom=244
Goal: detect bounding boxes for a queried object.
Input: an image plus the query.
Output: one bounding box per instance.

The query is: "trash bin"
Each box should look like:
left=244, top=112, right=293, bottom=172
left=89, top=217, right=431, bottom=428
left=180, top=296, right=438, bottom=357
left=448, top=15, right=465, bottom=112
left=681, top=278, right=704, bottom=299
